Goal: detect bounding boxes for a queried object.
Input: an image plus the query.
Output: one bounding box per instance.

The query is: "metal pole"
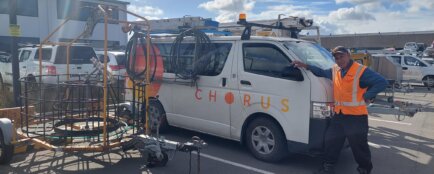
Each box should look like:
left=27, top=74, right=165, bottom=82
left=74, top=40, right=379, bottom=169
left=102, top=9, right=108, bottom=147
left=9, top=0, right=21, bottom=107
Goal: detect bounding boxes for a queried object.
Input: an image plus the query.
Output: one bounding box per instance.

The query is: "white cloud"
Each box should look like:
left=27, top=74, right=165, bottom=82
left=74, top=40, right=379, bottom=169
left=250, top=5, right=313, bottom=20
left=408, top=0, right=434, bottom=12
left=128, top=5, right=163, bottom=19
left=198, top=0, right=256, bottom=22
left=328, top=7, right=375, bottom=21
left=335, top=0, right=377, bottom=4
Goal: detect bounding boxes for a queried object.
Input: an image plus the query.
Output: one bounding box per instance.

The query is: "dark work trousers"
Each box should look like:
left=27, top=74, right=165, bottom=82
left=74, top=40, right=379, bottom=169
left=324, top=112, right=373, bottom=172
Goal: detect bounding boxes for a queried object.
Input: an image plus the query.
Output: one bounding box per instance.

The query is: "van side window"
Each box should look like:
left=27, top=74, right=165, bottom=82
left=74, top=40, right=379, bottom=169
left=243, top=43, right=291, bottom=78
left=156, top=43, right=232, bottom=76
left=390, top=56, right=401, bottom=64
left=34, top=49, right=53, bottom=61
left=54, top=46, right=96, bottom=64
left=20, top=50, right=32, bottom=62
left=404, top=56, right=426, bottom=67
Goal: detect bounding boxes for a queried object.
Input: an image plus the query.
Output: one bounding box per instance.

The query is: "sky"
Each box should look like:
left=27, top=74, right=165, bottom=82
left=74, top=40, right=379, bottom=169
left=124, top=0, right=434, bottom=35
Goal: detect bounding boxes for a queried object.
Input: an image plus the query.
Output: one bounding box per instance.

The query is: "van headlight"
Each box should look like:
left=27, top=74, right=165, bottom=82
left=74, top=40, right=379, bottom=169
left=311, top=102, right=333, bottom=119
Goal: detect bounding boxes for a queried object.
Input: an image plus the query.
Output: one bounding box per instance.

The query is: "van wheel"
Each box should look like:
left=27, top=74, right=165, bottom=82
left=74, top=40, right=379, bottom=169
left=423, top=76, right=434, bottom=88
left=246, top=117, right=288, bottom=162
left=0, top=129, right=14, bottom=165
left=148, top=99, right=170, bottom=133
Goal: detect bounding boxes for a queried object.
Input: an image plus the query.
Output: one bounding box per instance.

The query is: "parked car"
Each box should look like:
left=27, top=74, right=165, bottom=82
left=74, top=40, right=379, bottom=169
left=417, top=43, right=426, bottom=52
left=95, top=51, right=126, bottom=79
left=0, top=45, right=97, bottom=85
left=0, top=51, right=11, bottom=63
left=388, top=54, right=434, bottom=87
left=404, top=42, right=418, bottom=52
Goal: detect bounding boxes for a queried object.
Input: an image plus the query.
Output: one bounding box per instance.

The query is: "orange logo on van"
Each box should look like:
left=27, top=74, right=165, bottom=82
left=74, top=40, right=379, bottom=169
left=195, top=88, right=289, bottom=112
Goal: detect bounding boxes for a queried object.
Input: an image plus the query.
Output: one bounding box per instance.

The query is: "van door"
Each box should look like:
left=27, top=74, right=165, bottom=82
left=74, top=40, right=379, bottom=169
left=391, top=56, right=411, bottom=81
left=170, top=42, right=234, bottom=138
left=402, top=56, right=424, bottom=81
left=232, top=41, right=311, bottom=144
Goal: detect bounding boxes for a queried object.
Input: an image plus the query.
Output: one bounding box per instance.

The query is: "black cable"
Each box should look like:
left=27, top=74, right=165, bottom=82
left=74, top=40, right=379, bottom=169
left=125, top=30, right=158, bottom=82
left=169, top=28, right=217, bottom=81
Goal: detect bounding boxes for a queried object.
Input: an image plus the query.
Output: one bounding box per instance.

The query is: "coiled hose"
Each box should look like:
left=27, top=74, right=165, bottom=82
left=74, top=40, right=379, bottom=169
left=169, top=28, right=216, bottom=80
left=125, top=31, right=157, bottom=82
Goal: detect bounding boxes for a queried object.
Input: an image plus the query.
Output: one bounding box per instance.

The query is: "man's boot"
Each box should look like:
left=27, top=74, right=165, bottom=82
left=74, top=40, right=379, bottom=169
left=357, top=167, right=370, bottom=174
left=313, top=163, right=335, bottom=174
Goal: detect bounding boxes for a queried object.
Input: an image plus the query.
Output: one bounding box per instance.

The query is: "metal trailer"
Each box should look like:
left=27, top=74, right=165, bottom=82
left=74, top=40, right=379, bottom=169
left=0, top=4, right=205, bottom=169
left=364, top=55, right=424, bottom=121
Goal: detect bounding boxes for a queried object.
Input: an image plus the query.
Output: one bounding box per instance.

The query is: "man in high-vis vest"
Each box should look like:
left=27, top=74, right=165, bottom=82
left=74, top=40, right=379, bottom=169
left=293, top=46, right=388, bottom=174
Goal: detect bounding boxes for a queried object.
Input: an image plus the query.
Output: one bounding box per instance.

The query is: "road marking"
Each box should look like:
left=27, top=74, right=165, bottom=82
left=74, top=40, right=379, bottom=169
left=368, top=142, right=391, bottom=149
left=369, top=118, right=412, bottom=126
left=192, top=152, right=275, bottom=174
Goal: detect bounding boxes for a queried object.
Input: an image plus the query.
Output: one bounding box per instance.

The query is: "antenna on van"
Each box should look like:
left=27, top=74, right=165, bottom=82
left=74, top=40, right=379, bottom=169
left=236, top=13, right=313, bottom=40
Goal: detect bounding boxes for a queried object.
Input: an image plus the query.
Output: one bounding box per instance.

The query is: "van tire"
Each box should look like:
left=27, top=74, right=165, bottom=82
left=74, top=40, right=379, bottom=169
left=245, top=117, right=288, bottom=162
left=423, top=76, right=434, bottom=88
left=148, top=99, right=170, bottom=133
left=0, top=129, right=14, bottom=165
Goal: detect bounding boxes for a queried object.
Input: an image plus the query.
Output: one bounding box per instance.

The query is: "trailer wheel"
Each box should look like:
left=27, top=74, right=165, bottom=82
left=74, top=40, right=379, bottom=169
left=245, top=117, right=288, bottom=162
left=0, top=129, right=14, bottom=165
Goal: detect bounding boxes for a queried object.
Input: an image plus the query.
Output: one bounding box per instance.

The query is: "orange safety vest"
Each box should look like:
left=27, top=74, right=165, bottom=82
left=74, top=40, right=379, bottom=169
left=333, top=62, right=368, bottom=115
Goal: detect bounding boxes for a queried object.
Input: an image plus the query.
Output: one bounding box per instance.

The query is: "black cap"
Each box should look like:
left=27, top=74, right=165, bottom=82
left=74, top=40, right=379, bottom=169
left=332, top=46, right=349, bottom=56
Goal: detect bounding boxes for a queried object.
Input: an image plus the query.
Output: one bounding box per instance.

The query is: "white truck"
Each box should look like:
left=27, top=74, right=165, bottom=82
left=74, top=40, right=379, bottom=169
left=0, top=45, right=97, bottom=85
left=126, top=36, right=335, bottom=162
left=388, top=54, right=434, bottom=87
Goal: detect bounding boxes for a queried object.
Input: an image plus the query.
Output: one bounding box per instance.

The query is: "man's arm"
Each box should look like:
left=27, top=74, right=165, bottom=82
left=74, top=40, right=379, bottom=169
left=359, top=68, right=388, bottom=101
left=292, top=60, right=332, bottom=80
left=307, top=65, right=333, bottom=80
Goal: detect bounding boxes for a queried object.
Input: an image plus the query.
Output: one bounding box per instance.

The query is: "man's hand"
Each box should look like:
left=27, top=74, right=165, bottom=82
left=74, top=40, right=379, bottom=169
left=365, top=98, right=375, bottom=105
left=291, top=60, right=308, bottom=69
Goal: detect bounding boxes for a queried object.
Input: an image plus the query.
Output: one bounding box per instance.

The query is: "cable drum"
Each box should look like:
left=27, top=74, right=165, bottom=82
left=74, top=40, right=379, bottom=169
left=169, top=28, right=217, bottom=81
left=125, top=31, right=158, bottom=82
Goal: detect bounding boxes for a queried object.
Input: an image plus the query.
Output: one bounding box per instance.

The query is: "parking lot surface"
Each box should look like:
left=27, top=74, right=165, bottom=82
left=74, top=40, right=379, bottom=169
left=1, top=86, right=433, bottom=174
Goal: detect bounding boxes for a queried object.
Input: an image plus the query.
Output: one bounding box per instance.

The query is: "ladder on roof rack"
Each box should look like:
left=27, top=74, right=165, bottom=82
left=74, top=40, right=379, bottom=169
left=235, top=14, right=316, bottom=40
left=132, top=16, right=231, bottom=36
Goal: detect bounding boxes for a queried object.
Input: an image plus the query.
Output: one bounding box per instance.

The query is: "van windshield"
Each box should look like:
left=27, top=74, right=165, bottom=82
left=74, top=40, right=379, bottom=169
left=283, top=41, right=335, bottom=70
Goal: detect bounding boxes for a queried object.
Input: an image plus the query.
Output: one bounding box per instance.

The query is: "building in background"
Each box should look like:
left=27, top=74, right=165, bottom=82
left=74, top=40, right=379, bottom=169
left=0, top=0, right=129, bottom=54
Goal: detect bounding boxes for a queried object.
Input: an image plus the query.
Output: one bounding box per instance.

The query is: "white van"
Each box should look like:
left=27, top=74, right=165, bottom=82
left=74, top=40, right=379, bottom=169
left=126, top=36, right=335, bottom=162
left=0, top=45, right=97, bottom=85
left=388, top=55, right=434, bottom=87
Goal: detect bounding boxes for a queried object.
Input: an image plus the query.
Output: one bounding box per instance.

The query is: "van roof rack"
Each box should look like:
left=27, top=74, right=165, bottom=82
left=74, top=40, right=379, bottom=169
left=130, top=16, right=231, bottom=36
left=235, top=14, right=315, bottom=40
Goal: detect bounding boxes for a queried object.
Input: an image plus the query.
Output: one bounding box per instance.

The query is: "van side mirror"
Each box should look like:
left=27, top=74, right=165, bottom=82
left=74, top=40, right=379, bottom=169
left=281, top=66, right=304, bottom=81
